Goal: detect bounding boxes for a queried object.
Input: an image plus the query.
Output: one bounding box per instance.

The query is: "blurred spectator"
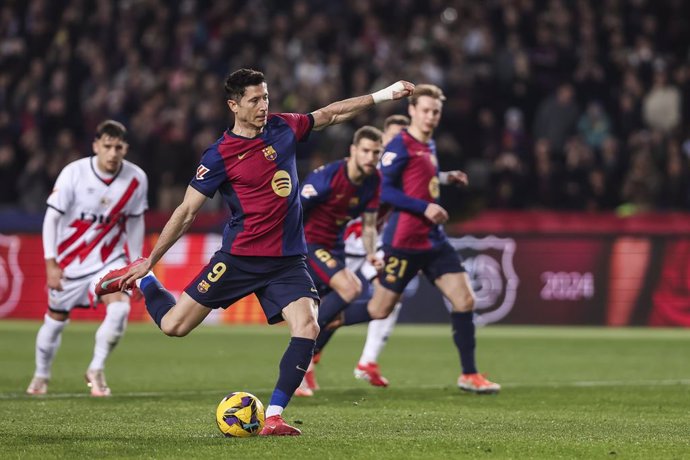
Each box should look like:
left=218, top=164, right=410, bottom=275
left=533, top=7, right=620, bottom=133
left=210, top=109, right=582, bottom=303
left=0, top=0, right=688, bottom=216
left=533, top=83, right=579, bottom=154
left=643, top=69, right=681, bottom=134
left=577, top=101, right=612, bottom=150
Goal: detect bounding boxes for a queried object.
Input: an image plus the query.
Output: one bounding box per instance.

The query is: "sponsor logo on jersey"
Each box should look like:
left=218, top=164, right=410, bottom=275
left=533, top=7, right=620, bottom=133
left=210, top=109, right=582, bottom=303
left=381, top=151, right=397, bottom=167
left=301, top=184, right=318, bottom=199
left=237, top=152, right=249, bottom=160
left=100, top=197, right=111, bottom=206
left=196, top=165, right=210, bottom=180
left=263, top=145, right=277, bottom=161
left=0, top=235, right=23, bottom=317
left=197, top=279, right=210, bottom=293
left=428, top=176, right=440, bottom=199
left=271, top=170, right=292, bottom=197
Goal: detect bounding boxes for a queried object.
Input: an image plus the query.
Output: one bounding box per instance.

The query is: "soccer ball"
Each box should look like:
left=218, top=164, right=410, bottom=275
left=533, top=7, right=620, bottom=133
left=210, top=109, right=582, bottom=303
left=215, top=391, right=265, bottom=437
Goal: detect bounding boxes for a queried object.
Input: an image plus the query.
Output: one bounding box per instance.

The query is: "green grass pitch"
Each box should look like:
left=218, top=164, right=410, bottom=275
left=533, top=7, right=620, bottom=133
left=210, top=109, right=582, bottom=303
left=1, top=321, right=689, bottom=459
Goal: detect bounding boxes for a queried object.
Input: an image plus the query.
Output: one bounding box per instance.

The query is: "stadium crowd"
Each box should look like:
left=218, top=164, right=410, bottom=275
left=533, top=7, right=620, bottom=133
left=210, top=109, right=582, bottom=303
left=1, top=0, right=689, bottom=216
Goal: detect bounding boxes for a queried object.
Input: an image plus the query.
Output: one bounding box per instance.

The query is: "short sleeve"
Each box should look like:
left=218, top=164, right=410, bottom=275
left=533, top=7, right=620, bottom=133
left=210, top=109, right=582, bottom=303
left=300, top=165, right=332, bottom=212
left=189, top=148, right=228, bottom=198
left=46, top=165, right=75, bottom=213
left=129, top=172, right=149, bottom=216
left=275, top=113, right=314, bottom=142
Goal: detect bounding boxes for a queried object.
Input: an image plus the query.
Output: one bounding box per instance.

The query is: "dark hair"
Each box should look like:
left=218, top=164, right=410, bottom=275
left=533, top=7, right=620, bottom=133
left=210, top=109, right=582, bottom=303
left=95, top=120, right=127, bottom=140
left=353, top=125, right=383, bottom=145
left=224, top=68, right=266, bottom=101
left=383, top=114, right=410, bottom=130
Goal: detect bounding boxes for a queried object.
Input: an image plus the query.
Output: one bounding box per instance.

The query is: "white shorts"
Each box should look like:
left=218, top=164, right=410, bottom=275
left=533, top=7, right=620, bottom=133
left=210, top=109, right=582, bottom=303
left=48, top=258, right=128, bottom=312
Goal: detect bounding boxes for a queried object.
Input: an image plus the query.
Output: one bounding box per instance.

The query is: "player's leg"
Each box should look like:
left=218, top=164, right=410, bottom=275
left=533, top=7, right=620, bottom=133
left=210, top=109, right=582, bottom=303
left=313, top=267, right=361, bottom=352
left=85, top=290, right=130, bottom=397
left=27, top=276, right=88, bottom=395
left=355, top=301, right=402, bottom=387
left=266, top=297, right=320, bottom=411
left=27, top=308, right=70, bottom=395
left=257, top=257, right=320, bottom=435
left=432, top=259, right=500, bottom=394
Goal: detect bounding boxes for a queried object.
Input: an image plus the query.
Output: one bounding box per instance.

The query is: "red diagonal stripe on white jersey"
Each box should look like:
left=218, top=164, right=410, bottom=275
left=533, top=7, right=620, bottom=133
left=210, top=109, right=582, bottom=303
left=59, top=178, right=140, bottom=269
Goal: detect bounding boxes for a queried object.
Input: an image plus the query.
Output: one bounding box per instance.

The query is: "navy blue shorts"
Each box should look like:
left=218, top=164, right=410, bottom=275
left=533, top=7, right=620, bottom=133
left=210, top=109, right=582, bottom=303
left=378, top=241, right=465, bottom=294
left=184, top=252, right=320, bottom=324
left=305, top=244, right=346, bottom=295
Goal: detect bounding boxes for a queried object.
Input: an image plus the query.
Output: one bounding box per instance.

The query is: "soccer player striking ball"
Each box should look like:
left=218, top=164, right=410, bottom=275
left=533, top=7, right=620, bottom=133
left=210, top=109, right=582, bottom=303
left=301, top=115, right=410, bottom=392
left=96, top=69, right=414, bottom=435
left=328, top=84, right=501, bottom=394
left=294, top=125, right=385, bottom=397
left=26, top=120, right=148, bottom=397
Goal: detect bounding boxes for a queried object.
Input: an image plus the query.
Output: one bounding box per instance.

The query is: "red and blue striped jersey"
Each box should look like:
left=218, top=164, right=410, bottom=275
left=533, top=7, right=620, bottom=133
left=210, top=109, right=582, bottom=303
left=380, top=129, right=447, bottom=251
left=189, top=113, right=313, bottom=256
left=301, top=159, right=381, bottom=253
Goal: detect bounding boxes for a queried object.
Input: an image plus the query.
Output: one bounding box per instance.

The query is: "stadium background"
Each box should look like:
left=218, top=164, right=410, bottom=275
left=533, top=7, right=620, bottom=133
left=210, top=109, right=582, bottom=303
left=1, top=0, right=690, bottom=326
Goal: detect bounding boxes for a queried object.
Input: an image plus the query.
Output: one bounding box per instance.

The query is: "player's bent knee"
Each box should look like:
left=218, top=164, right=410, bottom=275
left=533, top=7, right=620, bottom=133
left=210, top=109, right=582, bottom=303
left=292, top=318, right=320, bottom=340
left=451, top=294, right=475, bottom=312
left=340, top=283, right=362, bottom=303
left=160, top=319, right=191, bottom=337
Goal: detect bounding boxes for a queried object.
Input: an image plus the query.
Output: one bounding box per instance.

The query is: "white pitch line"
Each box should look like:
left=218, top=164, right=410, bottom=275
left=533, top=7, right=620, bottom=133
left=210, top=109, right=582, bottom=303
left=2, top=379, right=690, bottom=400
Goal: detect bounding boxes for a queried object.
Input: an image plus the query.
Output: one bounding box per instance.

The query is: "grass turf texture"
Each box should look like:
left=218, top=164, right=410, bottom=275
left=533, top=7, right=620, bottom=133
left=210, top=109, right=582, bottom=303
left=1, top=321, right=689, bottom=459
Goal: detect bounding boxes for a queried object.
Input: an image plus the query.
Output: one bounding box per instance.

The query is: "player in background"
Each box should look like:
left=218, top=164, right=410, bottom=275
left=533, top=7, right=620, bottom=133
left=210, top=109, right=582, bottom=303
left=294, top=125, right=385, bottom=397
left=96, top=69, right=414, bottom=435
left=348, top=115, right=410, bottom=387
left=302, top=115, right=410, bottom=392
left=324, top=85, right=501, bottom=394
left=26, top=120, right=148, bottom=397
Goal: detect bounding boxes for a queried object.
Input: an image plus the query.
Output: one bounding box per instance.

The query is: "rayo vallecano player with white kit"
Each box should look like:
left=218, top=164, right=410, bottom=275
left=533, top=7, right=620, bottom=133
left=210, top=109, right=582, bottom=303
left=26, top=120, right=148, bottom=397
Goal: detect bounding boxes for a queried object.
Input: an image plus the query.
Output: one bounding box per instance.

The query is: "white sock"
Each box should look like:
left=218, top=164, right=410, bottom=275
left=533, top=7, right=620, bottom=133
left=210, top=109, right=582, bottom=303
left=266, top=405, right=283, bottom=418
left=34, top=314, right=69, bottom=378
left=359, top=302, right=402, bottom=365
left=134, top=271, right=155, bottom=288
left=88, top=301, right=130, bottom=370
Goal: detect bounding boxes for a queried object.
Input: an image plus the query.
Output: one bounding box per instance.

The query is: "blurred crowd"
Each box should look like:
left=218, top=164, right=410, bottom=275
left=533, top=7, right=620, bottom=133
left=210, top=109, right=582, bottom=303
left=1, top=0, right=689, bottom=216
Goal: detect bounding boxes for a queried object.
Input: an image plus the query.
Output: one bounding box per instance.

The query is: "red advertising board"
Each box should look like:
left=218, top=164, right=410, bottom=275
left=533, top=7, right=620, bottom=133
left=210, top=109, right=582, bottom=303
left=2, top=211, right=690, bottom=326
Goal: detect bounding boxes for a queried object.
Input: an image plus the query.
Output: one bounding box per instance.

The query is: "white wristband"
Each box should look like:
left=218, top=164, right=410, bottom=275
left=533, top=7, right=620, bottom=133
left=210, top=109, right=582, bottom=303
left=371, top=81, right=406, bottom=104
left=438, top=171, right=450, bottom=185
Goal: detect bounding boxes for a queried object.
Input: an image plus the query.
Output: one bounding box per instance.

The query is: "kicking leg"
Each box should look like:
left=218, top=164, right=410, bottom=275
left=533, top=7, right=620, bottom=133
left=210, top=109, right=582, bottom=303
left=261, top=297, right=319, bottom=436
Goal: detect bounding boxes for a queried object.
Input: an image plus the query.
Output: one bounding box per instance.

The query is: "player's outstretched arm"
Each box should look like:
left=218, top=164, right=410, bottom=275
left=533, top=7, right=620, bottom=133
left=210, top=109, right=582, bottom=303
left=311, top=81, right=415, bottom=131
left=120, top=186, right=207, bottom=287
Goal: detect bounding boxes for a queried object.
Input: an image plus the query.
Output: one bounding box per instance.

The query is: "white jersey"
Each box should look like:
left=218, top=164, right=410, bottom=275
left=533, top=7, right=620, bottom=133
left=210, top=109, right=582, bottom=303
left=47, top=157, right=148, bottom=278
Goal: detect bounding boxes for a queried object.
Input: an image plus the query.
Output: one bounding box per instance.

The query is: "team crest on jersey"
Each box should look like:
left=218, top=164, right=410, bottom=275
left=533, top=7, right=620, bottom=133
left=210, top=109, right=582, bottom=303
left=271, top=170, right=292, bottom=197
left=263, top=146, right=277, bottom=161
left=197, top=279, right=210, bottom=293
left=349, top=197, right=359, bottom=207
left=301, top=184, right=318, bottom=199
left=381, top=151, right=397, bottom=167
left=196, top=165, right=210, bottom=180
left=0, top=235, right=23, bottom=317
left=428, top=176, right=440, bottom=199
